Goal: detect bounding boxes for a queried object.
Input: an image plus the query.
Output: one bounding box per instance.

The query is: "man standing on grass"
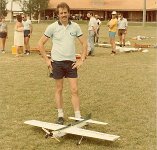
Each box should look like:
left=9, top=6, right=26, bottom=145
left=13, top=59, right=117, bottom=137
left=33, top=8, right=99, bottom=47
left=87, top=12, right=97, bottom=56
left=107, top=11, right=118, bottom=55
left=22, top=14, right=33, bottom=55
left=38, top=2, right=87, bottom=125
left=94, top=15, right=101, bottom=43
left=118, top=13, right=128, bottom=47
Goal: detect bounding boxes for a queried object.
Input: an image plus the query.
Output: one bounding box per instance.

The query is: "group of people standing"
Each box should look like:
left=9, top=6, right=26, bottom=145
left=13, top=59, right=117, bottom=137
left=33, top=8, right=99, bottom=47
left=87, top=11, right=128, bottom=56
left=0, top=14, right=32, bottom=57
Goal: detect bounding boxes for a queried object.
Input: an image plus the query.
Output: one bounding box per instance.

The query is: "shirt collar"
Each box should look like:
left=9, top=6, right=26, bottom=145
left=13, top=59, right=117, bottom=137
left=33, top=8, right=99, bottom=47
left=58, top=20, right=72, bottom=25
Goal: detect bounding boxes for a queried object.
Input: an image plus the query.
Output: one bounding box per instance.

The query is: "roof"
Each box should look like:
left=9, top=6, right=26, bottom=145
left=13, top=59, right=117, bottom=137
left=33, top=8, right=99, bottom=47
left=49, top=0, right=157, bottom=11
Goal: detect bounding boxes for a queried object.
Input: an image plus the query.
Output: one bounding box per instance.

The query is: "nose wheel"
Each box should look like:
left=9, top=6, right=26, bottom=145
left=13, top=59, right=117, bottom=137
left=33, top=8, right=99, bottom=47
left=42, top=128, right=53, bottom=138
left=42, top=127, right=60, bottom=142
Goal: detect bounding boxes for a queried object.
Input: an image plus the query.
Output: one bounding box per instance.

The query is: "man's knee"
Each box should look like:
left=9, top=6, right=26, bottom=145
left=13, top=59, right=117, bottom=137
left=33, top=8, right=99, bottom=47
left=55, top=86, right=63, bottom=94
left=71, top=87, right=78, bottom=95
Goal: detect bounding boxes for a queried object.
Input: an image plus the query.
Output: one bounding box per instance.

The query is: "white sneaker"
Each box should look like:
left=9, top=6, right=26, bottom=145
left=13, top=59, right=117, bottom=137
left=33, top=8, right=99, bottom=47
left=26, top=51, right=30, bottom=55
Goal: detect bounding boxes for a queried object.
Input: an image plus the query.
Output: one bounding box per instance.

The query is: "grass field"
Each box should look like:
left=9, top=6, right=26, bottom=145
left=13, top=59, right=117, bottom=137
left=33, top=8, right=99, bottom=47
left=0, top=22, right=156, bottom=150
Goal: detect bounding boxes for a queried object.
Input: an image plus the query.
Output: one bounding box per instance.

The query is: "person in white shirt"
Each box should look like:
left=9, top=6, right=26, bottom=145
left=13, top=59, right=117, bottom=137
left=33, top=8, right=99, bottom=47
left=118, top=13, right=128, bottom=47
left=22, top=14, right=33, bottom=55
left=94, top=15, right=101, bottom=43
left=87, top=12, right=97, bottom=56
left=38, top=2, right=87, bottom=125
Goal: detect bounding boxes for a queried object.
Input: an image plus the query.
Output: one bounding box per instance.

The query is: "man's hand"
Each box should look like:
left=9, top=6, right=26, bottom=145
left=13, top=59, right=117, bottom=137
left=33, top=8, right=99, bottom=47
left=72, top=59, right=84, bottom=69
left=46, top=59, right=53, bottom=73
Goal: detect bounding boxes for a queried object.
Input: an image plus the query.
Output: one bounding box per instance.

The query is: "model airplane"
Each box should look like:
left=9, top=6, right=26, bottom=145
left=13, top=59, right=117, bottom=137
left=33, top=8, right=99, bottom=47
left=24, top=114, right=120, bottom=144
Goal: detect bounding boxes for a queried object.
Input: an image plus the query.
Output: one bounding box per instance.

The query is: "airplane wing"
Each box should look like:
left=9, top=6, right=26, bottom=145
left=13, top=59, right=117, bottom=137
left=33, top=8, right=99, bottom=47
left=68, top=117, right=108, bottom=125
left=24, top=120, right=65, bottom=130
left=64, top=126, right=120, bottom=141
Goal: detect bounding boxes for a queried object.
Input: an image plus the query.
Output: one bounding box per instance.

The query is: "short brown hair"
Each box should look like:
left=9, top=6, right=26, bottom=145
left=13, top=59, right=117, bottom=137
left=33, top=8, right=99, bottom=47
left=118, top=13, right=123, bottom=16
left=16, top=15, right=22, bottom=22
left=56, top=2, right=70, bottom=14
left=88, top=11, right=93, bottom=16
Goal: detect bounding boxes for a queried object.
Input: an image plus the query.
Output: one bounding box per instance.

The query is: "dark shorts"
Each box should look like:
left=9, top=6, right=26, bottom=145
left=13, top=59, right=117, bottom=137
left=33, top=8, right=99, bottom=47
left=51, top=61, right=78, bottom=79
left=118, top=29, right=126, bottom=36
left=24, top=30, right=30, bottom=38
left=0, top=32, right=7, bottom=38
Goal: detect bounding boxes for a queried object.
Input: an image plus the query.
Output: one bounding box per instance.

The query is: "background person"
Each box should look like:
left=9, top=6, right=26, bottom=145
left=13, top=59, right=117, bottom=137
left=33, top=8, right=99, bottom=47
left=22, top=14, right=33, bottom=55
left=94, top=15, right=101, bottom=43
left=118, top=13, right=128, bottom=47
left=87, top=12, right=97, bottom=56
left=38, top=2, right=87, bottom=125
left=14, top=15, right=24, bottom=57
left=0, top=16, right=8, bottom=53
left=107, top=11, right=118, bottom=55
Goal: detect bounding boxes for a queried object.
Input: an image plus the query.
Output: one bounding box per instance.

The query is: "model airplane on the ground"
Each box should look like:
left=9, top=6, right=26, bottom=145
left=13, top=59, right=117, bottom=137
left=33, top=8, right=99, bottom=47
left=24, top=114, right=120, bottom=144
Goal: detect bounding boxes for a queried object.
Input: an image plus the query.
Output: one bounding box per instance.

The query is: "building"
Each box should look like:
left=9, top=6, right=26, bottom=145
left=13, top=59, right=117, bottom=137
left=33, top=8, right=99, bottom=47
left=6, top=0, right=23, bottom=21
left=47, top=0, right=157, bottom=22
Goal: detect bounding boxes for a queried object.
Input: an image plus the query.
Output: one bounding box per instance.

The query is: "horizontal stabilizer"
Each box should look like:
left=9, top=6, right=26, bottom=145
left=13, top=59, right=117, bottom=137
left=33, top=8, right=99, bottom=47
left=68, top=117, right=108, bottom=125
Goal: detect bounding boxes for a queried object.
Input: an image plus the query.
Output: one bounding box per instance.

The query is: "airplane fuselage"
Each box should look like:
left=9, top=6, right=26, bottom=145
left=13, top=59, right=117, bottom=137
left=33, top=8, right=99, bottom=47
left=52, top=120, right=88, bottom=137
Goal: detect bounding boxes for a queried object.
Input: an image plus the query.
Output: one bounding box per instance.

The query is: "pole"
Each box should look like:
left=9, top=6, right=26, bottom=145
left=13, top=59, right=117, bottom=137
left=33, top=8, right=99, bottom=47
left=143, top=0, right=146, bottom=26
left=10, top=0, right=13, bottom=22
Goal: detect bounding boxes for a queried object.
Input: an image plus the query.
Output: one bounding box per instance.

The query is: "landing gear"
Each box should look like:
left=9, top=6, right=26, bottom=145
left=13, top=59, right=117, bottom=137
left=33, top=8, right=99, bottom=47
left=42, top=127, right=52, bottom=138
left=77, top=136, right=84, bottom=145
left=42, top=127, right=60, bottom=142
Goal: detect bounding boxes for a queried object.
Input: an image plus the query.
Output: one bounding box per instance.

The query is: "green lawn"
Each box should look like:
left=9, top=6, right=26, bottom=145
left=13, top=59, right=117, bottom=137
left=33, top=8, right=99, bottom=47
left=0, top=22, right=156, bottom=150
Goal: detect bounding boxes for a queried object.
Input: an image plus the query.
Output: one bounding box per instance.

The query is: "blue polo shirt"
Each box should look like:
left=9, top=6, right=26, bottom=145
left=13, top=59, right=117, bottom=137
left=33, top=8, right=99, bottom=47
left=44, top=21, right=83, bottom=61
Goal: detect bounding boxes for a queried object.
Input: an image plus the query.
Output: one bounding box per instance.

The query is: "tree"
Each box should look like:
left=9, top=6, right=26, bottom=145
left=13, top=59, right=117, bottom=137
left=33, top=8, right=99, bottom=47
left=0, top=0, right=8, bottom=17
left=21, top=0, right=49, bottom=20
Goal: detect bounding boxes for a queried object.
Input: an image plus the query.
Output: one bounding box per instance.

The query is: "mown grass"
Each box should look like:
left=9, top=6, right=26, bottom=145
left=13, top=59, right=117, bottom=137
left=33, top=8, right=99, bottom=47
left=0, top=22, right=156, bottom=150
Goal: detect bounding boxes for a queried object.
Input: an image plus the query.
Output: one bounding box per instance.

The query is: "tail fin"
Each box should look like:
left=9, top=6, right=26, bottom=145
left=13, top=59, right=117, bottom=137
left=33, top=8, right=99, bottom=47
left=68, top=113, right=108, bottom=125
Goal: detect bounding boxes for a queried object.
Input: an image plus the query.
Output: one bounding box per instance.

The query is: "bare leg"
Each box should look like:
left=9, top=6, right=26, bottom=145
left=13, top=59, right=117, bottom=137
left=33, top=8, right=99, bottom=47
left=16, top=46, right=20, bottom=57
left=16, top=46, right=23, bottom=57
left=68, top=78, right=80, bottom=112
left=119, top=35, right=122, bottom=46
left=0, top=38, right=2, bottom=50
left=122, top=34, right=125, bottom=46
left=2, top=38, right=6, bottom=50
left=55, top=79, right=64, bottom=109
left=110, top=38, right=116, bottom=53
left=24, top=36, right=30, bottom=53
